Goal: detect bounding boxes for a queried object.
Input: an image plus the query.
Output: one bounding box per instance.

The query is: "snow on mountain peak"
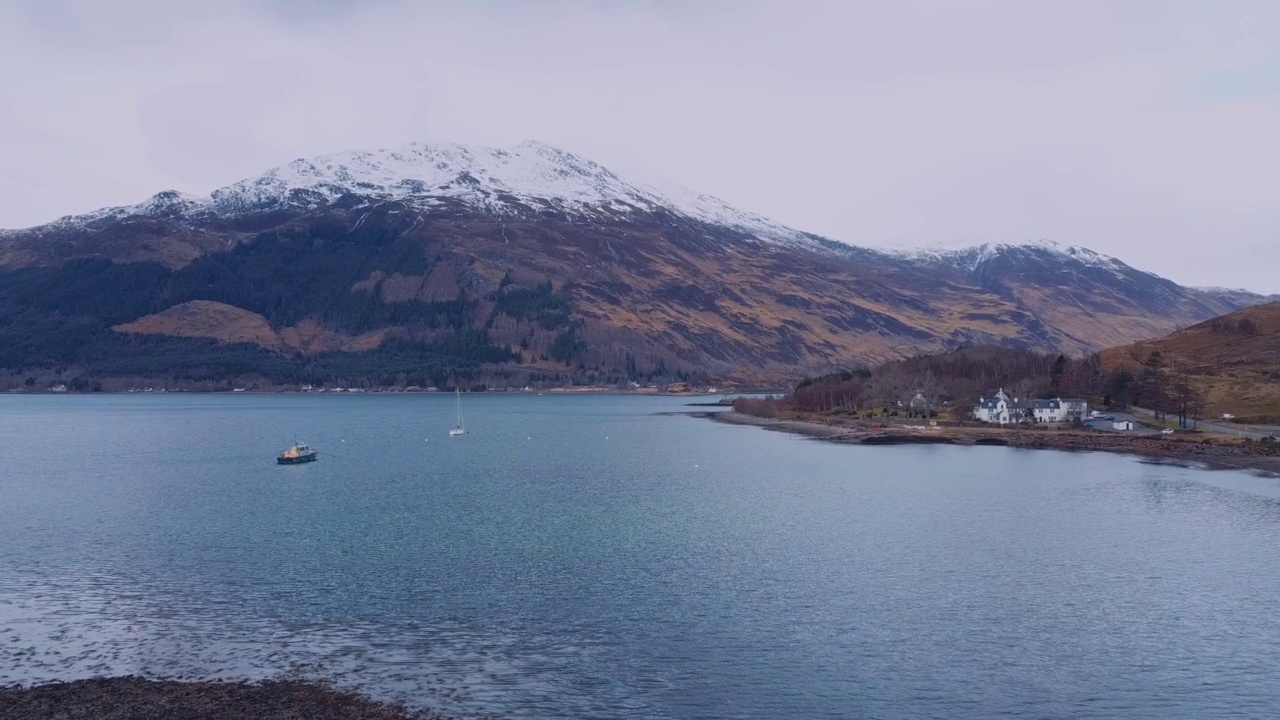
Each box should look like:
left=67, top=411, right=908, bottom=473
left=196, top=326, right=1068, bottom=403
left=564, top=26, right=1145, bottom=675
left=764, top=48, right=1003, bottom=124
left=13, top=139, right=820, bottom=250
left=894, top=238, right=1126, bottom=272
left=194, top=140, right=814, bottom=248
left=214, top=140, right=628, bottom=208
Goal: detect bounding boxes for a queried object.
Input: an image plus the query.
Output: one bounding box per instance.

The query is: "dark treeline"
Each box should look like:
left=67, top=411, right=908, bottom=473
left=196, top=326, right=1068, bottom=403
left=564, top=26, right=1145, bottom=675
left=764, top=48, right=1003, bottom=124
left=493, top=281, right=571, bottom=331
left=789, top=346, right=1205, bottom=424
left=1209, top=317, right=1260, bottom=336
left=23, top=332, right=512, bottom=390
left=731, top=396, right=784, bottom=418
left=0, top=222, right=455, bottom=334
left=792, top=347, right=1102, bottom=415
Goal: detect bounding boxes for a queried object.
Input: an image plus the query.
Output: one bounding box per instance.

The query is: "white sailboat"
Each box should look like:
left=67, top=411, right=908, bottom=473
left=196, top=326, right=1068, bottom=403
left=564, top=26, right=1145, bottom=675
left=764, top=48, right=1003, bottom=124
left=449, top=387, right=467, bottom=436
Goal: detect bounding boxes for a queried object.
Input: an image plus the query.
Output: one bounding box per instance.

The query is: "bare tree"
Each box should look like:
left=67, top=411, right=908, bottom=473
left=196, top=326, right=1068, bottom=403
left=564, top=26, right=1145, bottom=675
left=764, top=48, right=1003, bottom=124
left=898, top=385, right=918, bottom=416
left=1010, top=379, right=1036, bottom=405
left=1142, top=351, right=1168, bottom=420
left=864, top=372, right=907, bottom=416
left=1169, top=358, right=1205, bottom=430
left=913, top=370, right=942, bottom=418
left=856, top=376, right=882, bottom=416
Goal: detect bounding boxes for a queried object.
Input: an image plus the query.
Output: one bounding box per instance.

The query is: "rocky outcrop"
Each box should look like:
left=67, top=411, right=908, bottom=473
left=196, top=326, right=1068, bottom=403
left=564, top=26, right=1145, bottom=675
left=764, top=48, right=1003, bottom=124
left=0, top=677, right=447, bottom=720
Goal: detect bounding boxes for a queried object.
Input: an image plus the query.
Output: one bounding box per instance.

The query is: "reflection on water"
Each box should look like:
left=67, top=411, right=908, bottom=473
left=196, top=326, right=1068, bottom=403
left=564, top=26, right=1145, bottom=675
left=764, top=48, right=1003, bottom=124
left=3, top=394, right=1280, bottom=719
left=0, top=585, right=614, bottom=719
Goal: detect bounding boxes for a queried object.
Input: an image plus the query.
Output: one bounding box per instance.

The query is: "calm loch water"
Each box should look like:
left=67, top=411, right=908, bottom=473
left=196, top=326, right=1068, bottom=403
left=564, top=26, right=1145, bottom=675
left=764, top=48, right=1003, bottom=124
left=2, top=394, right=1279, bottom=718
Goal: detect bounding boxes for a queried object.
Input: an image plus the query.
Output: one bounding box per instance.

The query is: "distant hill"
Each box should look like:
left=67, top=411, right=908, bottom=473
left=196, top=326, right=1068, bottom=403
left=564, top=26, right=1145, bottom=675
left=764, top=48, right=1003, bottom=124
left=1, top=139, right=1274, bottom=389
left=1099, top=303, right=1280, bottom=421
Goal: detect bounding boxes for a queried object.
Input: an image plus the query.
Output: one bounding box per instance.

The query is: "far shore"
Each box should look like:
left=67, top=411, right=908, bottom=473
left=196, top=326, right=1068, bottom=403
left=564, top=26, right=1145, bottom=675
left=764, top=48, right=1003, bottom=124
left=699, top=410, right=1280, bottom=476
left=2, top=387, right=786, bottom=397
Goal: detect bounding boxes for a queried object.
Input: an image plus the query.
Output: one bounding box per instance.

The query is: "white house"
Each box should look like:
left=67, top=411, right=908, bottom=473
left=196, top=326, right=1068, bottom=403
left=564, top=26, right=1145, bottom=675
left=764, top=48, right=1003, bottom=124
left=1057, top=398, right=1088, bottom=419
left=974, top=389, right=1088, bottom=425
left=1029, top=398, right=1089, bottom=423
left=974, top=388, right=1018, bottom=424
left=908, top=391, right=931, bottom=417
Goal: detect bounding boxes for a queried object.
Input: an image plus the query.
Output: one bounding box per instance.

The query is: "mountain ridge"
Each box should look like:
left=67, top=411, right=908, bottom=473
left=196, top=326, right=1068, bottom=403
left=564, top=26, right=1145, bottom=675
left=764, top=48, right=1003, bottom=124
left=3, top=139, right=1221, bottom=282
left=4, top=139, right=826, bottom=257
left=0, top=140, right=1272, bottom=387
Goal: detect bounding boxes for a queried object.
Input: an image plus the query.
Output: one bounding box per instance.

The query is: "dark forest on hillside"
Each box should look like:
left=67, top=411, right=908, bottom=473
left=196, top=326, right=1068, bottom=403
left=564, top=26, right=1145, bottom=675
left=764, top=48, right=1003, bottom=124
left=0, top=223, right=587, bottom=386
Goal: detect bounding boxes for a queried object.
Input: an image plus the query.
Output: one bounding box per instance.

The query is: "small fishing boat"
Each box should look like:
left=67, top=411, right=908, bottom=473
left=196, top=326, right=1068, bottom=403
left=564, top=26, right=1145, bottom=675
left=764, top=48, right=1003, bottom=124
left=278, top=443, right=318, bottom=464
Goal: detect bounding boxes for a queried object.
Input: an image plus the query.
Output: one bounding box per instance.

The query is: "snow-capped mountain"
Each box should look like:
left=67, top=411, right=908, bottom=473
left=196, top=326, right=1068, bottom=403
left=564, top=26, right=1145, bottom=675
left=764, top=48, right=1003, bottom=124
left=1194, top=286, right=1280, bottom=306
left=0, top=138, right=1274, bottom=384
left=27, top=140, right=820, bottom=250
left=10, top=138, right=1166, bottom=275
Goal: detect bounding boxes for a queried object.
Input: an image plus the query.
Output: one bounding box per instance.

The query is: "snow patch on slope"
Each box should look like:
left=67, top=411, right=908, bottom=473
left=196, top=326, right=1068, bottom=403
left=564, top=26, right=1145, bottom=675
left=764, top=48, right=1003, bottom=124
left=27, top=190, right=205, bottom=233
left=1195, top=285, right=1259, bottom=294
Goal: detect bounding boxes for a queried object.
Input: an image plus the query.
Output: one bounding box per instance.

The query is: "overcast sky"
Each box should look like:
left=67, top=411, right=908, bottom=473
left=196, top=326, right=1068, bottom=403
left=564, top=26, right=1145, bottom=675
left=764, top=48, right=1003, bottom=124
left=2, top=0, right=1278, bottom=292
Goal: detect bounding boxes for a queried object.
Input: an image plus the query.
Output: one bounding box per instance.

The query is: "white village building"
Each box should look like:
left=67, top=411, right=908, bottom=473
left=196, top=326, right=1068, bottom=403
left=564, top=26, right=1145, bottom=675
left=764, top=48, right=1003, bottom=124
left=974, top=388, right=1019, bottom=424
left=973, top=389, right=1088, bottom=425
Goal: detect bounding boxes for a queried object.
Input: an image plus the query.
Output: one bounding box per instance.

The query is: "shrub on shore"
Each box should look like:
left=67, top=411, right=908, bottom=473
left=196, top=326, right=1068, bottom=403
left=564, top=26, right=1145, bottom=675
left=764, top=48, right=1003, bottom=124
left=732, top=396, right=783, bottom=418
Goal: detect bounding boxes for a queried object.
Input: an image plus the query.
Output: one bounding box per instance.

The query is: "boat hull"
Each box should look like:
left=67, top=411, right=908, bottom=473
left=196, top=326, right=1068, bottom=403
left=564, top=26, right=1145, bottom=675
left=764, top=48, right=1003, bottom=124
left=277, top=453, right=318, bottom=464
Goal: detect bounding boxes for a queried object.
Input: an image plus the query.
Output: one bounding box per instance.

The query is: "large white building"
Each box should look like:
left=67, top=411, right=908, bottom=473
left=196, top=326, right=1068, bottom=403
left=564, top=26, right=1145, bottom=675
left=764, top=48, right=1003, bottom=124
left=973, top=389, right=1088, bottom=425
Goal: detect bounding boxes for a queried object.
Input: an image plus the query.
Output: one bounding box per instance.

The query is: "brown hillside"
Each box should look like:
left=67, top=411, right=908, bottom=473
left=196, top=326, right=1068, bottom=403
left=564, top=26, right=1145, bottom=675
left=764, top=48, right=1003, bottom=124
left=1099, top=303, right=1280, bottom=420
left=113, top=300, right=387, bottom=354
left=5, top=195, right=1271, bottom=383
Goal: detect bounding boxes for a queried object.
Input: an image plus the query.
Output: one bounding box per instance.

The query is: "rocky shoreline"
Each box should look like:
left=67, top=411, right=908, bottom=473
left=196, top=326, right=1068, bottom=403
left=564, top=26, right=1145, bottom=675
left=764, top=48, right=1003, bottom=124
left=701, top=411, right=1280, bottom=475
left=0, top=677, right=461, bottom=720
